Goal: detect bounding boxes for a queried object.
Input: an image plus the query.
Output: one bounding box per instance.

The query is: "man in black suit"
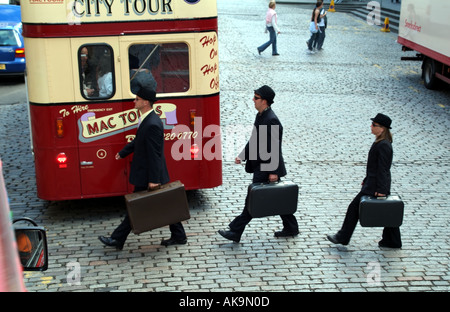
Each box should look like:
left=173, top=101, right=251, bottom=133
left=218, top=85, right=299, bottom=243
left=99, top=88, right=187, bottom=250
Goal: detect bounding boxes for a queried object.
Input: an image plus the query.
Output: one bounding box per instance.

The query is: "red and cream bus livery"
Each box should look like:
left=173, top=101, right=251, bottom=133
left=22, top=0, right=221, bottom=200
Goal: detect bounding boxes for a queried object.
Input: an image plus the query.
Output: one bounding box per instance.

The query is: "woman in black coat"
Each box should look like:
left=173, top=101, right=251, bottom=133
left=327, top=113, right=402, bottom=248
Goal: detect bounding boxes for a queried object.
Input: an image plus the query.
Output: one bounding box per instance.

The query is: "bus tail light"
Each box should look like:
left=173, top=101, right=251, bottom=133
left=15, top=48, right=25, bottom=58
left=189, top=109, right=196, bottom=128
left=56, top=153, right=68, bottom=168
left=56, top=118, right=64, bottom=138
left=190, top=144, right=199, bottom=159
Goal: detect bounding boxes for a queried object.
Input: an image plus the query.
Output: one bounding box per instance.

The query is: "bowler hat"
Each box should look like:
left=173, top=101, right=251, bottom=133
left=129, top=54, right=139, bottom=69
left=371, top=113, right=392, bottom=129
left=136, top=88, right=157, bottom=102
left=254, top=85, right=275, bottom=105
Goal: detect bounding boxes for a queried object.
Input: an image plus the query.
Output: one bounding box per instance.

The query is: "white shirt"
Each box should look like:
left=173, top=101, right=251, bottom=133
left=318, top=8, right=326, bottom=27
left=98, top=72, right=113, bottom=97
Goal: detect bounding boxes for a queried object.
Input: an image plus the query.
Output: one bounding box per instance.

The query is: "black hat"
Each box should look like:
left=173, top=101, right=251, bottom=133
left=136, top=88, right=157, bottom=103
left=254, top=85, right=275, bottom=105
left=129, top=54, right=139, bottom=69
left=371, top=113, right=392, bottom=129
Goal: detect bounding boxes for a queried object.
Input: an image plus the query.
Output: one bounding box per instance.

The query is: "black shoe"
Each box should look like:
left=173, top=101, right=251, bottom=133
left=161, top=237, right=187, bottom=246
left=98, top=236, right=124, bottom=250
left=326, top=234, right=349, bottom=246
left=218, top=230, right=241, bottom=243
left=257, top=48, right=261, bottom=55
left=378, top=240, right=401, bottom=249
left=274, top=230, right=299, bottom=238
left=272, top=53, right=280, bottom=56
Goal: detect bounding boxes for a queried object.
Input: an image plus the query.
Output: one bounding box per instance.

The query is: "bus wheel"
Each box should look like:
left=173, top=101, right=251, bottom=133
left=422, top=58, right=438, bottom=90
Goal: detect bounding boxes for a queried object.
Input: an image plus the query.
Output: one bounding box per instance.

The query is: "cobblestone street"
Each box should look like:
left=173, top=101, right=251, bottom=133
left=0, top=0, right=449, bottom=294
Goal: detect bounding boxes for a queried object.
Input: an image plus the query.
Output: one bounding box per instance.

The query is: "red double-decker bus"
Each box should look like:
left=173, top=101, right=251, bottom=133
left=22, top=0, right=222, bottom=200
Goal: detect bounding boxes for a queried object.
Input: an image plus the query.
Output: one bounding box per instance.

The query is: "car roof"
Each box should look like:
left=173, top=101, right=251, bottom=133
left=0, top=4, right=21, bottom=24
left=0, top=5, right=22, bottom=34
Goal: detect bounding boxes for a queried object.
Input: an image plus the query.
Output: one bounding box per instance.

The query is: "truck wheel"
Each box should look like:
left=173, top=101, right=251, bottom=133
left=422, top=58, right=437, bottom=89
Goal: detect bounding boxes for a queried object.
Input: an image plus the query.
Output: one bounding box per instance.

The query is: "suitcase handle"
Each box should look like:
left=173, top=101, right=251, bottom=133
left=255, top=181, right=280, bottom=186
left=147, top=184, right=162, bottom=192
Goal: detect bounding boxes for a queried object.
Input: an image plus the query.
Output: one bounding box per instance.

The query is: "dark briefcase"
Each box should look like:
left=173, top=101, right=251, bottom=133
left=125, top=181, right=190, bottom=234
left=247, top=181, right=298, bottom=218
left=359, top=195, right=404, bottom=227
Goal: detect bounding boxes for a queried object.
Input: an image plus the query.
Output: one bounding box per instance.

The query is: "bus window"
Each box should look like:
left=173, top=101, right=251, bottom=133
left=79, top=44, right=115, bottom=99
left=129, top=43, right=189, bottom=94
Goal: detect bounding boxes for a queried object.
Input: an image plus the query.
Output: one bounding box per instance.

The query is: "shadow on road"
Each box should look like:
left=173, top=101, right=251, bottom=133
left=0, top=75, right=25, bottom=85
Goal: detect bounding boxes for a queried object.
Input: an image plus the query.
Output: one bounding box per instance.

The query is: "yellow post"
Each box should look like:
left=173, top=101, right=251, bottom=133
left=381, top=17, right=390, bottom=32
left=329, top=0, right=336, bottom=12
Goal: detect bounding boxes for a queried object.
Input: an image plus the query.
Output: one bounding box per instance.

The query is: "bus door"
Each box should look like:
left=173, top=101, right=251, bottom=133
left=70, top=38, right=129, bottom=197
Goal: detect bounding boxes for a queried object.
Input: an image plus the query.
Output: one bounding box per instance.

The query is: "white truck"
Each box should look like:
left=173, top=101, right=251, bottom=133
left=398, top=0, right=450, bottom=89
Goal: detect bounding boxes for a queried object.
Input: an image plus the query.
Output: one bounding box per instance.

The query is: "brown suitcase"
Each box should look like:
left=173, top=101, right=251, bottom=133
left=125, top=181, right=190, bottom=234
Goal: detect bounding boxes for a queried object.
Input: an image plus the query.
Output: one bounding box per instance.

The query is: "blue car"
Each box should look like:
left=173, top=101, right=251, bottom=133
left=0, top=5, right=25, bottom=76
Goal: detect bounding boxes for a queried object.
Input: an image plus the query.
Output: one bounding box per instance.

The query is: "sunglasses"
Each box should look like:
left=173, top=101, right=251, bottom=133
left=371, top=122, right=383, bottom=127
left=253, top=95, right=262, bottom=100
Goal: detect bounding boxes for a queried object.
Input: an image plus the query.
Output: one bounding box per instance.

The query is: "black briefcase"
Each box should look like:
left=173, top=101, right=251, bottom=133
left=247, top=181, right=298, bottom=218
left=359, top=195, right=404, bottom=227
left=125, top=181, right=190, bottom=234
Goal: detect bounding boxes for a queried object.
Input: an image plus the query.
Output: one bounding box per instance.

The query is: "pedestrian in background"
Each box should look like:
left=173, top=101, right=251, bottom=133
left=218, top=85, right=299, bottom=243
left=327, top=113, right=402, bottom=248
left=257, top=1, right=281, bottom=56
left=307, top=1, right=324, bottom=54
left=315, top=3, right=327, bottom=51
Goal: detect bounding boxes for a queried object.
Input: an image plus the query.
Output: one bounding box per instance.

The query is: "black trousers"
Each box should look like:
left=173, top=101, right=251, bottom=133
left=337, top=191, right=402, bottom=247
left=228, top=171, right=298, bottom=240
left=111, top=186, right=186, bottom=245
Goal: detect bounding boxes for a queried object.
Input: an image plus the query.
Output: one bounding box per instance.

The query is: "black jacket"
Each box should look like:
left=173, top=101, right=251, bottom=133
left=361, top=139, right=392, bottom=195
left=119, top=110, right=170, bottom=187
left=240, top=107, right=287, bottom=177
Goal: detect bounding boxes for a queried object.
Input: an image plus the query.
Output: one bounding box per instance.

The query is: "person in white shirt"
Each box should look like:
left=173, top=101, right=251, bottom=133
left=307, top=1, right=325, bottom=53
left=97, top=57, right=113, bottom=98
left=315, top=5, right=327, bottom=51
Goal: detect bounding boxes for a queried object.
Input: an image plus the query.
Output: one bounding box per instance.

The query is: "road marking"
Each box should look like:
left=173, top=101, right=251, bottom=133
left=41, top=276, right=53, bottom=284
left=390, top=75, right=399, bottom=81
